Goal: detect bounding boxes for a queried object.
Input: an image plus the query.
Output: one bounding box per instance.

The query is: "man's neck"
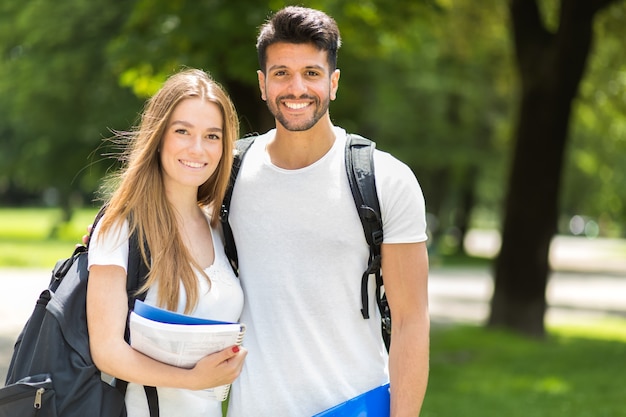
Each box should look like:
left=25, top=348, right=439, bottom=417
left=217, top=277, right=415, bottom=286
left=267, top=117, right=337, bottom=169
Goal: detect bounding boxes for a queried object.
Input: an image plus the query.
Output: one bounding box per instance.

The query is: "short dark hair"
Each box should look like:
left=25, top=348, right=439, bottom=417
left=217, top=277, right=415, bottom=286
left=256, top=6, right=342, bottom=73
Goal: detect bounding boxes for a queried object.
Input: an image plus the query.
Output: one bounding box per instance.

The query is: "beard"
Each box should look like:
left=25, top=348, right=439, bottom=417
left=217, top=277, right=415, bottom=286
left=267, top=94, right=330, bottom=132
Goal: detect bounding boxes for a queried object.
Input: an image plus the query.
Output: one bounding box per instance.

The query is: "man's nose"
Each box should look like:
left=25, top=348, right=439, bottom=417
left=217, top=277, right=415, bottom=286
left=288, top=73, right=307, bottom=95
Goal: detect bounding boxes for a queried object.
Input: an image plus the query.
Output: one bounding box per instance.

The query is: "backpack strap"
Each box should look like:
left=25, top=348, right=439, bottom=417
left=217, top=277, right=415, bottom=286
left=123, top=221, right=159, bottom=417
left=345, top=134, right=390, bottom=350
left=220, top=135, right=257, bottom=274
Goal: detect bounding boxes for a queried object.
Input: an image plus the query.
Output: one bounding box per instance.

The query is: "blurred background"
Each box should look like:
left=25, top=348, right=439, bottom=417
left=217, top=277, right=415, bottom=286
left=1, top=0, right=625, bottom=414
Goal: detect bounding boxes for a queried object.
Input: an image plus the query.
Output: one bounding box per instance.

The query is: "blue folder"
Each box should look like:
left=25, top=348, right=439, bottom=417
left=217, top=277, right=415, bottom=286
left=133, top=300, right=237, bottom=325
left=312, top=383, right=390, bottom=417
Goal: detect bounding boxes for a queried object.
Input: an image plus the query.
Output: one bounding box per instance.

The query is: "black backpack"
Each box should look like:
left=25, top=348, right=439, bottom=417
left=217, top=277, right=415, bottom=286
left=220, top=133, right=391, bottom=351
left=0, top=208, right=159, bottom=417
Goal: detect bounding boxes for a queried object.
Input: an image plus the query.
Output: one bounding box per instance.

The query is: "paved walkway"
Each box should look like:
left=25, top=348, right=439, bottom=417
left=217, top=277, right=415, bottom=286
left=2, top=256, right=625, bottom=382
left=428, top=266, right=626, bottom=325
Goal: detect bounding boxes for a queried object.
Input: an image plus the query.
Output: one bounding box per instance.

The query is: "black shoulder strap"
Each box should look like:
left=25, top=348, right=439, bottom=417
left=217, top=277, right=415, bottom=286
left=345, top=134, right=390, bottom=350
left=220, top=136, right=257, bottom=275
left=125, top=225, right=150, bottom=307
left=124, top=228, right=160, bottom=416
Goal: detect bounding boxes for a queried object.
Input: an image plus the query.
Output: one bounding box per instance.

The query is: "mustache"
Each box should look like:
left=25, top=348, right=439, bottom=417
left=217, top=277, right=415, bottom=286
left=277, top=94, right=317, bottom=101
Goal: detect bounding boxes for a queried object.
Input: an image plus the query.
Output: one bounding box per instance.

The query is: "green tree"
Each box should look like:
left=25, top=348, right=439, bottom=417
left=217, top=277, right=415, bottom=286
left=104, top=0, right=271, bottom=132
left=488, top=0, right=625, bottom=337
left=0, top=0, right=141, bottom=227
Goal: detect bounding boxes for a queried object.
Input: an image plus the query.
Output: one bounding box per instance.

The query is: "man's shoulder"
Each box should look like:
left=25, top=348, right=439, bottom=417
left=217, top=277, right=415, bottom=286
left=341, top=130, right=411, bottom=175
left=234, top=130, right=274, bottom=157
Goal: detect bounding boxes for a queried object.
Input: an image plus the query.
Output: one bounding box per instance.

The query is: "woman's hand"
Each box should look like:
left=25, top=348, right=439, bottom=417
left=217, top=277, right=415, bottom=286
left=185, top=345, right=248, bottom=391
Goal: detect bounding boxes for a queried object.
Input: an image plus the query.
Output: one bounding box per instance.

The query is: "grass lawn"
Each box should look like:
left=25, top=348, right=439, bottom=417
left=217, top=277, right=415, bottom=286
left=0, top=207, right=99, bottom=267
left=2, top=207, right=625, bottom=416
left=423, top=320, right=626, bottom=417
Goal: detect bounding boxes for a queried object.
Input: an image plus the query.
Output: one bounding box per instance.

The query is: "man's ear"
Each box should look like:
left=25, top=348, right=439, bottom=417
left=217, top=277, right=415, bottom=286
left=330, top=69, right=340, bottom=101
left=257, top=70, right=267, bottom=101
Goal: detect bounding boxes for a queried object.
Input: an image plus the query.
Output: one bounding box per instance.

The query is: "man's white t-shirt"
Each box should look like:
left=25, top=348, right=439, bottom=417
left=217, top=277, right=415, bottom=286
left=226, top=127, right=427, bottom=416
left=88, top=214, right=243, bottom=417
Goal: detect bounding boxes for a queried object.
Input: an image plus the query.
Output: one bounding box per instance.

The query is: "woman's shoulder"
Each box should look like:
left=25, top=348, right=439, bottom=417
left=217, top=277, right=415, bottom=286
left=88, top=215, right=130, bottom=270
left=92, top=215, right=130, bottom=245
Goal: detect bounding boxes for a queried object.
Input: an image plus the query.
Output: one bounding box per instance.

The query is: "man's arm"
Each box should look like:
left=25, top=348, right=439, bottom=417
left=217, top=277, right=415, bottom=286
left=382, top=241, right=429, bottom=416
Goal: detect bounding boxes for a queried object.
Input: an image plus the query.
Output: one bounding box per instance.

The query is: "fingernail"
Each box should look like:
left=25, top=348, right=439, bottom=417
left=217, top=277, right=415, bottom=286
left=232, top=346, right=240, bottom=353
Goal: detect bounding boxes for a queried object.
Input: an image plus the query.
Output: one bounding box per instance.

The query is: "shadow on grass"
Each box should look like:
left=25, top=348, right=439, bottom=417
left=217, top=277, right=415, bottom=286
left=423, top=323, right=626, bottom=417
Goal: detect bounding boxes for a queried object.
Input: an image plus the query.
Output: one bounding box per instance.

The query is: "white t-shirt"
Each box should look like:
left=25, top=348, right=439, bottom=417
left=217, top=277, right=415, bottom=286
left=226, top=127, right=427, bottom=416
left=88, top=214, right=243, bottom=417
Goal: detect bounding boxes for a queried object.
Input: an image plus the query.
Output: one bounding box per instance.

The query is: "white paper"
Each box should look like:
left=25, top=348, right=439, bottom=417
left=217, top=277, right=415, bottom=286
left=129, top=312, right=245, bottom=401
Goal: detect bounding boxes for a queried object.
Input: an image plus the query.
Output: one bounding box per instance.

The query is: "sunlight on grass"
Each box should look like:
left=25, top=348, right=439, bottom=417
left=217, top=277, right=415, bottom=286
left=0, top=207, right=99, bottom=267
left=0, top=241, right=78, bottom=268
left=423, top=322, right=626, bottom=417
left=0, top=208, right=62, bottom=240
left=548, top=317, right=626, bottom=342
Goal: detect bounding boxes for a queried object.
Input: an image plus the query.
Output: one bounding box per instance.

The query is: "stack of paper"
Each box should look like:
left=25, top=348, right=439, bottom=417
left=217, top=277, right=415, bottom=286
left=129, top=300, right=245, bottom=401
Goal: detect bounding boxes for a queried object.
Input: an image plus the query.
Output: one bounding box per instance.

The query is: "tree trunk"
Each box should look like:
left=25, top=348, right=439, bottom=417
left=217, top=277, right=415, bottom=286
left=487, top=0, right=611, bottom=337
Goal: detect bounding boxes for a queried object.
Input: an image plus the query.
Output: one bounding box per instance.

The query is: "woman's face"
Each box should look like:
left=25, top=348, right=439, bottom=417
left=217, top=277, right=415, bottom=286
left=160, top=98, right=224, bottom=196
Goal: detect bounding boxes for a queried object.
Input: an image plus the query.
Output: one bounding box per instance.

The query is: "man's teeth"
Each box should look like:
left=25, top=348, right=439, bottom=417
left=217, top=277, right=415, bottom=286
left=285, top=102, right=308, bottom=109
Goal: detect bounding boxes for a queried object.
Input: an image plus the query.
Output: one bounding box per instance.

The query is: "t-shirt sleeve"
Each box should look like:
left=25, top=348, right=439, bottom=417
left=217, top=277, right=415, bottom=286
left=374, top=150, right=428, bottom=244
left=87, top=216, right=130, bottom=272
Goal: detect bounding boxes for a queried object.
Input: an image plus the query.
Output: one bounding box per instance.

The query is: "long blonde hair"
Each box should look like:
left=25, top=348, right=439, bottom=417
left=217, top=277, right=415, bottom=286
left=97, top=69, right=238, bottom=313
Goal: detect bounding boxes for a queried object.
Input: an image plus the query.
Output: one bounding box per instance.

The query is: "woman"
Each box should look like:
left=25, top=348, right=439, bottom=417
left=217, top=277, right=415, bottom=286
left=86, top=68, right=246, bottom=417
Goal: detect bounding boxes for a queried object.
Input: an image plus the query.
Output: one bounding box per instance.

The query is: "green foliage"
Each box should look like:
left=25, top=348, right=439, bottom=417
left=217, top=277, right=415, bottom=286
left=107, top=0, right=266, bottom=96
left=423, top=322, right=626, bottom=416
left=0, top=0, right=141, bottom=209
left=1, top=0, right=625, bottom=240
left=561, top=2, right=626, bottom=234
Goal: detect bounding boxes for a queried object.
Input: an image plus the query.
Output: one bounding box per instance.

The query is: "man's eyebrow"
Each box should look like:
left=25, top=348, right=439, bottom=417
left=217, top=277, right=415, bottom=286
left=267, top=64, right=287, bottom=72
left=267, top=64, right=325, bottom=72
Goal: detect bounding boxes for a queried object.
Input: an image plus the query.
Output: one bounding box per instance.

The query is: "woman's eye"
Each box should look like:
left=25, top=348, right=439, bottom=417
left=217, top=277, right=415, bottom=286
left=175, top=128, right=188, bottom=135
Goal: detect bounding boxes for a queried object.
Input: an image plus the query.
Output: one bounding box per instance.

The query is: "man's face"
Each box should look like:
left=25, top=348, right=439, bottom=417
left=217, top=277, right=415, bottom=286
left=258, top=42, right=340, bottom=132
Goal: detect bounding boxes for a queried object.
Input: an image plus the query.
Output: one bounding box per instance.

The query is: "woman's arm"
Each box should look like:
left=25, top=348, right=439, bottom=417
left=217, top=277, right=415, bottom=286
left=86, top=264, right=246, bottom=390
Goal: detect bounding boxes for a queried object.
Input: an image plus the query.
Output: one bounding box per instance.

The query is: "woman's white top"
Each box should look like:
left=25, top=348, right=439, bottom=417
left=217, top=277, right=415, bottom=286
left=88, top=214, right=243, bottom=417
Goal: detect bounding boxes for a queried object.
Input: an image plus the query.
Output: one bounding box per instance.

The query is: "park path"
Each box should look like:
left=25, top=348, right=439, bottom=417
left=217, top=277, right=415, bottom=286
left=1, top=233, right=625, bottom=382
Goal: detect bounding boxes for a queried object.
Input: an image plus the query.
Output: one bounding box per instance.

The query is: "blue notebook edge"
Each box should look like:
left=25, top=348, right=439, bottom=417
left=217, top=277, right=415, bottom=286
left=312, top=383, right=391, bottom=417
left=133, top=299, right=237, bottom=325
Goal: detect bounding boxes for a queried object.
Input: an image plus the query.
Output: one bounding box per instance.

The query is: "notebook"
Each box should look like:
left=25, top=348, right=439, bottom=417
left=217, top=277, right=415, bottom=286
left=129, top=300, right=245, bottom=401
left=312, top=383, right=390, bottom=416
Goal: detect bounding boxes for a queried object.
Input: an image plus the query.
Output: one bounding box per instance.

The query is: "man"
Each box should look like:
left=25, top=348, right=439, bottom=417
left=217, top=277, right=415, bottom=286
left=226, top=6, right=429, bottom=416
